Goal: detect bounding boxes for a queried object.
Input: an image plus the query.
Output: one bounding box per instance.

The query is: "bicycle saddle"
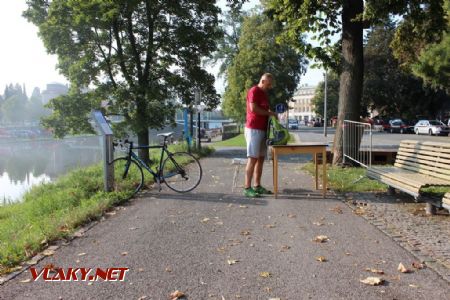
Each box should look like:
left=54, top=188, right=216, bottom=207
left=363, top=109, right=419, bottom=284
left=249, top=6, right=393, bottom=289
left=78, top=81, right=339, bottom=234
left=157, top=132, right=174, bottom=137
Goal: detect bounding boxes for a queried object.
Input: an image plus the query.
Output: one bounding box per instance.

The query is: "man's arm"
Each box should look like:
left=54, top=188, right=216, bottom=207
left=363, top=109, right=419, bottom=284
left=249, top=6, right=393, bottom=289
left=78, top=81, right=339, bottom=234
left=249, top=102, right=277, bottom=118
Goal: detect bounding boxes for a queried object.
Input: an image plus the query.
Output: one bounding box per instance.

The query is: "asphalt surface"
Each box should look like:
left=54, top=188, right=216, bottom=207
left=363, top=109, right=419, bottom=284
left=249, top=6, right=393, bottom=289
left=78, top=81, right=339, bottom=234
left=1, top=148, right=449, bottom=300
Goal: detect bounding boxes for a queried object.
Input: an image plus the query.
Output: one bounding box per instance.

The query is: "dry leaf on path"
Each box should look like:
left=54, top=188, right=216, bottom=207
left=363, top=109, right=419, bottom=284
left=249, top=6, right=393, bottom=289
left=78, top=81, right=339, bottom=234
left=398, top=263, right=411, bottom=273
left=259, top=272, right=271, bottom=278
left=409, top=284, right=419, bottom=288
left=287, top=214, right=296, bottom=218
left=121, top=252, right=128, bottom=256
left=412, top=262, right=425, bottom=269
left=227, top=259, right=238, bottom=265
left=165, top=267, right=172, bottom=272
left=360, top=277, right=384, bottom=286
left=77, top=252, right=86, bottom=256
left=239, top=205, right=248, bottom=208
left=201, top=218, right=210, bottom=223
left=313, top=235, right=329, bottom=243
left=329, top=206, right=343, bottom=214
left=20, top=279, right=31, bottom=283
left=316, top=256, right=327, bottom=262
left=170, top=290, right=185, bottom=300
left=280, top=245, right=291, bottom=252
left=43, top=249, right=55, bottom=256
left=240, top=230, right=251, bottom=236
left=365, top=268, right=384, bottom=275
left=264, top=224, right=276, bottom=228
left=313, top=222, right=324, bottom=226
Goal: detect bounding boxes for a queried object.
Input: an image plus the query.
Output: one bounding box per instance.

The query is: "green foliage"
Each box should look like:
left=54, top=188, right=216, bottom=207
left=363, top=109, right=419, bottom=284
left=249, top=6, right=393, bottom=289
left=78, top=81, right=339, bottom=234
left=410, top=0, right=450, bottom=92
left=363, top=24, right=450, bottom=119
left=311, top=72, right=340, bottom=119
left=24, top=0, right=222, bottom=144
left=213, top=133, right=245, bottom=147
left=222, top=12, right=307, bottom=123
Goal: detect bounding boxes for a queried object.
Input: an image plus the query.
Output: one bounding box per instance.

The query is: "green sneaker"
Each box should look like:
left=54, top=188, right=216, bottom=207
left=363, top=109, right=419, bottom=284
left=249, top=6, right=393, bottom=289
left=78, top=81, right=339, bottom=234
left=253, top=185, right=273, bottom=195
left=243, top=187, right=261, bottom=198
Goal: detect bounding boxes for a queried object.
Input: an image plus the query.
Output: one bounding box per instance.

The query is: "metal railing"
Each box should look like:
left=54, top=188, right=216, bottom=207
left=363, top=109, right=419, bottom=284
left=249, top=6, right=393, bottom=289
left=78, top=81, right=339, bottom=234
left=343, top=120, right=372, bottom=168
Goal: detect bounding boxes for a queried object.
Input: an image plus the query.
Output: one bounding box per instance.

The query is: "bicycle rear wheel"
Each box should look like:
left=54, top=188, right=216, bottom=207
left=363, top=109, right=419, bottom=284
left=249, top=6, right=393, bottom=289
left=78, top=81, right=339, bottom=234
left=161, top=152, right=202, bottom=193
left=109, top=157, right=144, bottom=196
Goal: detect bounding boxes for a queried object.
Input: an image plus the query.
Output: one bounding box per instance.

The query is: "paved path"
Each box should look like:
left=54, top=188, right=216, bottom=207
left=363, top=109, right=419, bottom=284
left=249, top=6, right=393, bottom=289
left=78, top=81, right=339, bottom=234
left=1, top=148, right=449, bottom=299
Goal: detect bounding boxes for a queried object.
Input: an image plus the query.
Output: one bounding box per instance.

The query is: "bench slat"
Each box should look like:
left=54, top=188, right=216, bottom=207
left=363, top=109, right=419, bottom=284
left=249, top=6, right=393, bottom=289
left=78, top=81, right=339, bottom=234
left=395, top=155, right=450, bottom=175
left=367, top=167, right=448, bottom=187
left=398, top=147, right=450, bottom=160
left=399, top=143, right=450, bottom=154
left=396, top=150, right=450, bottom=166
left=394, top=161, right=450, bottom=181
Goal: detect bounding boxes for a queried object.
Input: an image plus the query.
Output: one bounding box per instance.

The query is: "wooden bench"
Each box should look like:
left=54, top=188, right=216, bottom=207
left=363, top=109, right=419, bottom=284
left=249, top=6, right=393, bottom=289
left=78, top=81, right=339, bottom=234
left=442, top=193, right=450, bottom=211
left=367, top=140, right=450, bottom=214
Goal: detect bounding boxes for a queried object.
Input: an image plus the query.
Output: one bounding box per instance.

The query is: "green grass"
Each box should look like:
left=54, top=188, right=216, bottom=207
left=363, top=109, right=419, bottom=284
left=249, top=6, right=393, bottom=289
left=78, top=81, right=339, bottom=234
left=302, top=163, right=450, bottom=196
left=212, top=133, right=245, bottom=147
left=0, top=144, right=213, bottom=274
left=302, top=163, right=388, bottom=193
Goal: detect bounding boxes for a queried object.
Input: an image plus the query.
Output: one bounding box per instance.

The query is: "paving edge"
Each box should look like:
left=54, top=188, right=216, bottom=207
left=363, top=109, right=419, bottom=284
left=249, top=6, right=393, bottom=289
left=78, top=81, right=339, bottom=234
left=338, top=193, right=450, bottom=284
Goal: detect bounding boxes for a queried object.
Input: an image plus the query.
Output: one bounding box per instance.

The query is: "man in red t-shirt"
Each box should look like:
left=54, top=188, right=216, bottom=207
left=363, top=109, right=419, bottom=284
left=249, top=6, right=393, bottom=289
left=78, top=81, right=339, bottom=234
left=243, top=73, right=277, bottom=198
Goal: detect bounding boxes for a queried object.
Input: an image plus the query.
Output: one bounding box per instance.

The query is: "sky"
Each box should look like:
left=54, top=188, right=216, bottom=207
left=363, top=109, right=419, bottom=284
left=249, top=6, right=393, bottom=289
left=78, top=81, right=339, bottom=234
left=0, top=1, right=324, bottom=97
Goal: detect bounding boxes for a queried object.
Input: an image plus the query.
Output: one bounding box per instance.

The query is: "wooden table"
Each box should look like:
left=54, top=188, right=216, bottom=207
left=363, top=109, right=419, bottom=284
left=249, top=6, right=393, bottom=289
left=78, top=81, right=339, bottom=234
left=271, top=143, right=328, bottom=198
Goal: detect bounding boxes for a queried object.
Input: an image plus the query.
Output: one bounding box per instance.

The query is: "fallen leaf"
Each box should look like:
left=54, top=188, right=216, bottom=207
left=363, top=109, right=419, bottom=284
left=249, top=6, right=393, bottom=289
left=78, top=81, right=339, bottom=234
left=138, top=296, right=148, bottom=300
left=409, top=284, right=419, bottom=288
left=201, top=218, right=210, bottom=223
left=360, top=277, right=384, bottom=286
left=345, top=252, right=352, bottom=256
left=170, top=290, right=185, bottom=300
left=269, top=298, right=281, bottom=300
left=264, top=224, right=276, bottom=229
left=240, top=230, right=251, bottom=236
left=77, top=252, right=86, bottom=256
left=138, top=268, right=144, bottom=272
left=412, top=262, right=425, bottom=269
left=43, top=249, right=55, bottom=256
left=264, top=287, right=272, bottom=292
left=227, top=259, right=238, bottom=265
left=105, top=211, right=116, bottom=216
left=259, top=272, right=271, bottom=278
left=239, top=205, right=248, bottom=208
left=287, top=214, right=296, bottom=218
left=165, top=267, right=172, bottom=272
left=20, top=279, right=31, bottom=283
left=316, top=256, right=327, bottom=262
left=217, top=247, right=226, bottom=252
left=329, top=206, right=343, bottom=214
left=312, top=222, right=324, bottom=226
left=280, top=245, right=291, bottom=252
left=398, top=263, right=411, bottom=273
left=129, top=227, right=139, bottom=231
left=121, top=252, right=128, bottom=256
left=43, top=263, right=57, bottom=272
left=313, top=235, right=329, bottom=243
left=365, top=268, right=384, bottom=275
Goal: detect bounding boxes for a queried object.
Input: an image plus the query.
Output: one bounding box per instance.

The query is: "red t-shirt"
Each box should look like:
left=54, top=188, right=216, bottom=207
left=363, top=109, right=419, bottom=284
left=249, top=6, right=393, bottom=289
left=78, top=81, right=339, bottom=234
left=245, top=86, right=270, bottom=130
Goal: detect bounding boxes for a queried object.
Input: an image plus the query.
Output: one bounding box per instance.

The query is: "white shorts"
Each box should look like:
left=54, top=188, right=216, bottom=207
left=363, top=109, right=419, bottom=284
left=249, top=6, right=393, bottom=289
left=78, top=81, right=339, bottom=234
left=245, top=127, right=267, bottom=158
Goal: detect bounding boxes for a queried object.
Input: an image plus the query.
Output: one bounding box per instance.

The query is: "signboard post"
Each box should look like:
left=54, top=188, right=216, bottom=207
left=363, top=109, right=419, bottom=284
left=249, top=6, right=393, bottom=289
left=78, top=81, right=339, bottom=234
left=91, top=110, right=114, bottom=192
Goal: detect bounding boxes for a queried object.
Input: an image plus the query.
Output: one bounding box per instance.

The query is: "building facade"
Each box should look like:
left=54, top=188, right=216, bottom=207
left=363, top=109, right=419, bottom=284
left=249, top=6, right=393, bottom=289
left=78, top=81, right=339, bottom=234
left=41, top=83, right=69, bottom=105
left=289, top=85, right=318, bottom=123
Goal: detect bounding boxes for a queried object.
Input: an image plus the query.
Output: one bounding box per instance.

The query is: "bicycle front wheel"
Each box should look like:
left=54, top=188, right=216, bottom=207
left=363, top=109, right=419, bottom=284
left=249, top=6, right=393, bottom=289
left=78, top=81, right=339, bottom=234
left=110, top=157, right=144, bottom=196
left=161, top=152, right=202, bottom=193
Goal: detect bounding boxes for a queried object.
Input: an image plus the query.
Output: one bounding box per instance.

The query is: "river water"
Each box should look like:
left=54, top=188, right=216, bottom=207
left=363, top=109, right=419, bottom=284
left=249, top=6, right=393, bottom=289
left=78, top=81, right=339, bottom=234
left=0, top=135, right=102, bottom=204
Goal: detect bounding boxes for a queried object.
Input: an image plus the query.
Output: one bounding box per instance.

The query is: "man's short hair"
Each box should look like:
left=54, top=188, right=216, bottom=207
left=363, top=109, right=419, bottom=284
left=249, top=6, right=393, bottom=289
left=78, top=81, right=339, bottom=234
left=261, top=73, right=273, bottom=81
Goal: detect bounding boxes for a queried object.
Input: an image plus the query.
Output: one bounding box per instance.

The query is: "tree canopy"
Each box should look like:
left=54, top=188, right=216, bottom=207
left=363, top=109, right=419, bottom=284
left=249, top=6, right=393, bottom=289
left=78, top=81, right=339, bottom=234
left=24, top=0, right=222, bottom=160
left=221, top=11, right=307, bottom=124
left=263, top=0, right=448, bottom=164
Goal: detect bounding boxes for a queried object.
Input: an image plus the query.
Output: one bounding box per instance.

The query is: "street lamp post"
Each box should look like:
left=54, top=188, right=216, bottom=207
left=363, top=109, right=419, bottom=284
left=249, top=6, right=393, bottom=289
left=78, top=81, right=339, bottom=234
left=323, top=71, right=328, bottom=137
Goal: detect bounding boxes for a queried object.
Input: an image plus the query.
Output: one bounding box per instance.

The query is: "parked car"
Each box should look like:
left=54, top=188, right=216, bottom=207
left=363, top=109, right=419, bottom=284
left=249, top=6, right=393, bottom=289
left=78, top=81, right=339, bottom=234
left=388, top=119, right=414, bottom=134
left=414, top=120, right=450, bottom=136
left=288, top=119, right=299, bottom=130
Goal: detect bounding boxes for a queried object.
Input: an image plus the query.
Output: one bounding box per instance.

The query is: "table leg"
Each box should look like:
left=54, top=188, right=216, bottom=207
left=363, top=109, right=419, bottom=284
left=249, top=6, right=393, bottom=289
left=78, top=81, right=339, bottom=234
left=314, top=152, right=319, bottom=189
left=273, top=150, right=278, bottom=199
left=322, top=149, right=327, bottom=198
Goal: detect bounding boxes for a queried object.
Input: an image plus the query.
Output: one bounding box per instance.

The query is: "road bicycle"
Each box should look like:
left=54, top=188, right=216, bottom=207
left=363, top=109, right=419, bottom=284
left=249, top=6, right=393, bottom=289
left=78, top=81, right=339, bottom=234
left=110, top=132, right=202, bottom=196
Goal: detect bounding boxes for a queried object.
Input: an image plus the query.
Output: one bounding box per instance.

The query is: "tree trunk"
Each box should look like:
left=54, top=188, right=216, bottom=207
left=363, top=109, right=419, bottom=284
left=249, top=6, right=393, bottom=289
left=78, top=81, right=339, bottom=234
left=332, top=0, right=364, bottom=165
left=136, top=99, right=150, bottom=164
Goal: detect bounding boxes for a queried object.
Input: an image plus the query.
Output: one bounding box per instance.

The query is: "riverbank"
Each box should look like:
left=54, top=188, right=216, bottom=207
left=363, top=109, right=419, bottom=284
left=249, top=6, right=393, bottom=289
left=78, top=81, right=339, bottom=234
left=0, top=144, right=213, bottom=275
